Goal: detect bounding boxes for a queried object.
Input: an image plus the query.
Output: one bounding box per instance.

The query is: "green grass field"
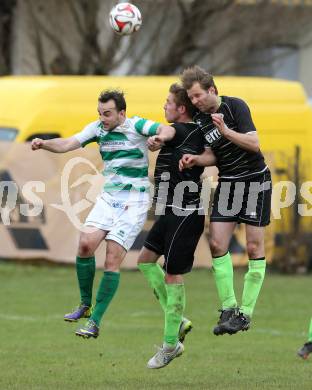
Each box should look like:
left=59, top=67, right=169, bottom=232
left=0, top=262, right=311, bottom=390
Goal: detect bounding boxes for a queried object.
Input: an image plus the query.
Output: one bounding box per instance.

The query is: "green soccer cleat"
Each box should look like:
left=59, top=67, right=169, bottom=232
left=179, top=317, right=193, bottom=343
left=75, top=319, right=99, bottom=339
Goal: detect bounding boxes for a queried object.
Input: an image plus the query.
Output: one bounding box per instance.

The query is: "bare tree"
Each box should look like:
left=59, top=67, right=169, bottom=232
left=148, top=0, right=235, bottom=74
left=146, top=0, right=312, bottom=75
left=8, top=0, right=312, bottom=76
left=0, top=0, right=16, bottom=75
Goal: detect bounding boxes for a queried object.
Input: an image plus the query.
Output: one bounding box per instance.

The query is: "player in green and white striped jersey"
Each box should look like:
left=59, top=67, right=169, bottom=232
left=31, top=89, right=173, bottom=339
left=75, top=114, right=158, bottom=193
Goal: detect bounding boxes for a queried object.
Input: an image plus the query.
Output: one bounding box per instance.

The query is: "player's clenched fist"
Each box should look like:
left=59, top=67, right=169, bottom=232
left=179, top=154, right=197, bottom=171
left=147, top=135, right=163, bottom=152
left=31, top=138, right=44, bottom=150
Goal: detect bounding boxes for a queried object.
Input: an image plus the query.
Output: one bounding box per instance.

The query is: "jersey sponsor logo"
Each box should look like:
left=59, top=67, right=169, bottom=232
left=204, top=127, right=221, bottom=145
left=101, top=141, right=125, bottom=146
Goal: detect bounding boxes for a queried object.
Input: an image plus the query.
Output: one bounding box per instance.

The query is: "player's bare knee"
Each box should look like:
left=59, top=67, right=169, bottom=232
left=209, top=237, right=226, bottom=257
left=246, top=240, right=263, bottom=259
left=78, top=244, right=94, bottom=258
left=165, top=273, right=183, bottom=284
left=104, top=258, right=120, bottom=272
left=105, top=252, right=121, bottom=271
left=137, top=250, right=146, bottom=264
left=137, top=247, right=158, bottom=264
left=78, top=236, right=95, bottom=257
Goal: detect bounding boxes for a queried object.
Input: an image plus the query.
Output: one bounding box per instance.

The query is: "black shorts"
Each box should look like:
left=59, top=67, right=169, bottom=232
left=210, top=169, right=272, bottom=226
left=144, top=208, right=205, bottom=275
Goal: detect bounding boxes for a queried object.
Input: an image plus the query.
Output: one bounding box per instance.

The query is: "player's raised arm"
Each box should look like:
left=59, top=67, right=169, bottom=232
left=211, top=113, right=260, bottom=153
left=31, top=136, right=81, bottom=153
left=147, top=124, right=176, bottom=151
left=157, top=124, right=176, bottom=141
left=179, top=148, right=217, bottom=171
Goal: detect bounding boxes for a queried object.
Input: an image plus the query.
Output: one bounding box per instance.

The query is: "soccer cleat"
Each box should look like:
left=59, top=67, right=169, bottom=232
left=75, top=319, right=99, bottom=339
left=179, top=317, right=193, bottom=343
left=147, top=342, right=184, bottom=369
left=297, top=342, right=312, bottom=360
left=64, top=304, right=93, bottom=322
left=224, top=311, right=251, bottom=335
left=213, top=308, right=237, bottom=336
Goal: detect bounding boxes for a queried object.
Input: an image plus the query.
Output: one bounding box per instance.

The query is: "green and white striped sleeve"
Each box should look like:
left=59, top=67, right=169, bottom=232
left=74, top=120, right=100, bottom=147
left=132, top=116, right=160, bottom=137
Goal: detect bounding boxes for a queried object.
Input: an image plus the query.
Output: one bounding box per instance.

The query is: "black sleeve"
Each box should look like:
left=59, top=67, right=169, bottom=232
left=231, top=97, right=257, bottom=134
left=164, top=123, right=186, bottom=147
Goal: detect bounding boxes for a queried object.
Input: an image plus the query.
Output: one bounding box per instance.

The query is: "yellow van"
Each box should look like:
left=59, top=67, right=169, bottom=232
left=1, top=75, right=312, bottom=268
left=0, top=76, right=177, bottom=142
left=0, top=75, right=311, bottom=148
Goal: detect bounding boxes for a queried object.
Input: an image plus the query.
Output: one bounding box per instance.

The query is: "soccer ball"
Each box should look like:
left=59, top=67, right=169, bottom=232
left=109, top=3, right=142, bottom=36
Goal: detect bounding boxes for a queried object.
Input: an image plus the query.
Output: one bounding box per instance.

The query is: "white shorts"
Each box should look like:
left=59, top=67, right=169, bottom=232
left=85, top=191, right=150, bottom=251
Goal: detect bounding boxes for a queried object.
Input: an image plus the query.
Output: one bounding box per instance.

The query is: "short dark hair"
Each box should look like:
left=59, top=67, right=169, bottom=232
left=98, top=89, right=126, bottom=112
left=169, top=83, right=197, bottom=118
left=181, top=65, right=218, bottom=95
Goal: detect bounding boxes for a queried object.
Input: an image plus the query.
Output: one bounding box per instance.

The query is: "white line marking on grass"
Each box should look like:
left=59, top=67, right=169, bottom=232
left=129, top=311, right=159, bottom=317
left=254, top=328, right=306, bottom=338
left=0, top=314, right=61, bottom=322
left=0, top=314, right=307, bottom=338
left=0, top=313, right=160, bottom=329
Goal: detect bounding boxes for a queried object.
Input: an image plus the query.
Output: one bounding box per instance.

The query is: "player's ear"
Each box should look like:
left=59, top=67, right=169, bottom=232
left=208, top=86, right=216, bottom=95
left=178, top=105, right=186, bottom=114
left=119, top=109, right=126, bottom=119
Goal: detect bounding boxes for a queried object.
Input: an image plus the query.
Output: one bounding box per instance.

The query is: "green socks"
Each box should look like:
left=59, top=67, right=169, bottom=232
left=76, top=256, right=96, bottom=306
left=91, top=271, right=120, bottom=326
left=138, top=263, right=167, bottom=312
left=212, top=254, right=266, bottom=318
left=164, top=284, right=185, bottom=347
left=76, top=263, right=120, bottom=326
left=212, top=252, right=237, bottom=309
left=138, top=263, right=186, bottom=348
left=308, top=318, right=312, bottom=342
left=241, top=259, right=266, bottom=317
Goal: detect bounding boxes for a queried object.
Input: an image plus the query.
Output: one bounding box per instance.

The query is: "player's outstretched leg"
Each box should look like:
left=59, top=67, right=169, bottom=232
left=64, top=256, right=95, bottom=322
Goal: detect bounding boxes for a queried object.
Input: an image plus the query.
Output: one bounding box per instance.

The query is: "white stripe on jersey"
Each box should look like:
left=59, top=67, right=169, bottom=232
left=221, top=152, right=247, bottom=167
left=220, top=165, right=268, bottom=179
left=74, top=117, right=158, bottom=192
left=222, top=102, right=235, bottom=121
left=142, top=120, right=157, bottom=135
